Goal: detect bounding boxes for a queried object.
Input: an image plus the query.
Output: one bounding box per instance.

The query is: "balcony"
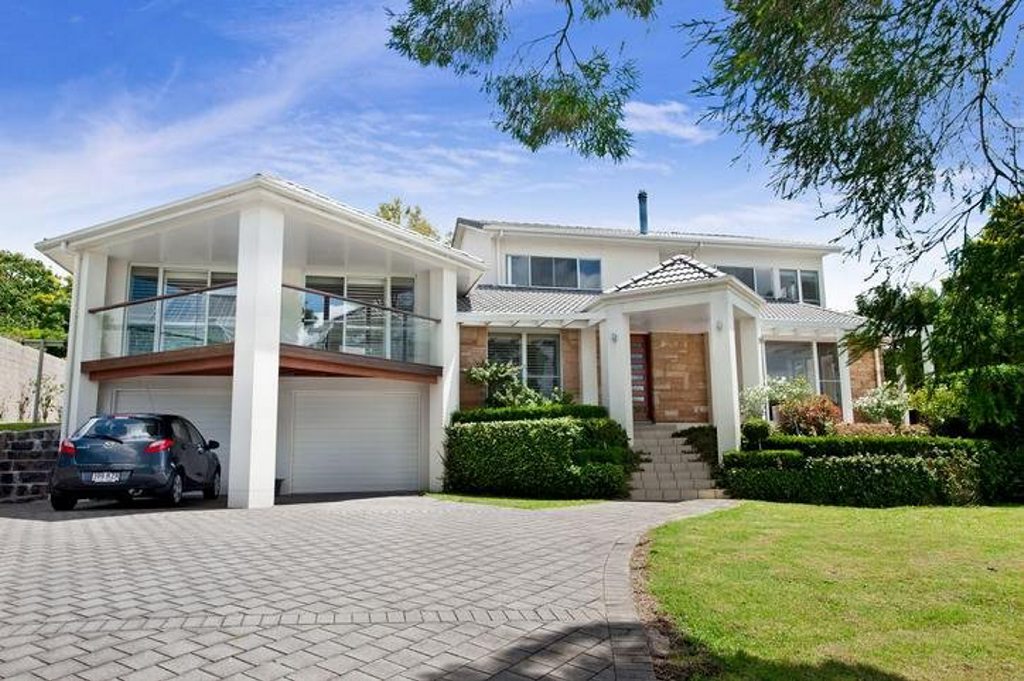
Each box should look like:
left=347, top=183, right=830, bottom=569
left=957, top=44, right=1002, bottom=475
left=82, top=283, right=441, bottom=382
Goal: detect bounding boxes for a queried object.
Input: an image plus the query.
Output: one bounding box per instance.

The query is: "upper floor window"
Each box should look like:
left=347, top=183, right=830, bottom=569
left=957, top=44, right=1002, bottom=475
left=720, top=265, right=822, bottom=306
left=507, top=255, right=602, bottom=290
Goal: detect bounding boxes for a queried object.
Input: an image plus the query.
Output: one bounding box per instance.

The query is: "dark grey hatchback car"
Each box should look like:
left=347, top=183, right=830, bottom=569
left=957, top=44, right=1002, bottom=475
left=50, top=414, right=222, bottom=511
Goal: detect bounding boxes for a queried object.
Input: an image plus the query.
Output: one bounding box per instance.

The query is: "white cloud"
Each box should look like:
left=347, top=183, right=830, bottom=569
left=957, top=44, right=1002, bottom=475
left=623, top=100, right=716, bottom=143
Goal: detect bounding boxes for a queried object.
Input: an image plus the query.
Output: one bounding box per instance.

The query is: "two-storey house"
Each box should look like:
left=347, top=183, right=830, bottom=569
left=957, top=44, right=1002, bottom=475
left=38, top=176, right=881, bottom=508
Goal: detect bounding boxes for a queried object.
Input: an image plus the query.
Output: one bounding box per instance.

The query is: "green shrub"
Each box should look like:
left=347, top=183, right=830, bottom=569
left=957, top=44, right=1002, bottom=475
left=762, top=434, right=988, bottom=459
left=777, top=394, right=841, bottom=435
left=672, top=425, right=718, bottom=466
left=572, top=447, right=643, bottom=474
left=721, top=455, right=979, bottom=507
left=575, top=462, right=629, bottom=498
left=443, top=416, right=633, bottom=499
left=976, top=445, right=1024, bottom=503
left=451, top=403, right=608, bottom=423
left=723, top=449, right=804, bottom=469
left=854, top=382, right=910, bottom=426
left=740, top=418, right=773, bottom=450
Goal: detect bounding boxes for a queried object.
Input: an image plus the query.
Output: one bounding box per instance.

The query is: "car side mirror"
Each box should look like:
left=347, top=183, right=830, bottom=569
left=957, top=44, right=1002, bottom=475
left=206, top=440, right=220, bottom=450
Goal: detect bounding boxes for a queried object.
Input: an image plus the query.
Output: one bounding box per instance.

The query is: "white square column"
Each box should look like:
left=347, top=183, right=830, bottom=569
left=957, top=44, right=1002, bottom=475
left=428, top=267, right=458, bottom=492
left=599, top=310, right=633, bottom=441
left=838, top=344, right=855, bottom=422
left=579, top=326, right=599, bottom=405
left=708, top=293, right=741, bottom=458
left=737, top=316, right=762, bottom=391
left=64, top=250, right=108, bottom=437
left=228, top=205, right=284, bottom=509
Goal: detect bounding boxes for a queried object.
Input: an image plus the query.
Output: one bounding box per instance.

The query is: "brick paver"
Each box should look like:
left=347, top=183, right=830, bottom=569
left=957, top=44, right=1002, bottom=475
left=0, top=495, right=732, bottom=679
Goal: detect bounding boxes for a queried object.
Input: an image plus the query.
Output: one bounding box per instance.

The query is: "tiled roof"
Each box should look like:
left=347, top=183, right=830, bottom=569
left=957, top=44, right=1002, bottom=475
left=457, top=285, right=600, bottom=316
left=762, top=302, right=863, bottom=327
left=457, top=218, right=840, bottom=252
left=609, top=255, right=723, bottom=293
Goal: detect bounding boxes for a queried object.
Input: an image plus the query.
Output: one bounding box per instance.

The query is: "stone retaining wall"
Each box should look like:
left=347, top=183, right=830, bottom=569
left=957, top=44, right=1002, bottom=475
left=0, top=426, right=60, bottom=503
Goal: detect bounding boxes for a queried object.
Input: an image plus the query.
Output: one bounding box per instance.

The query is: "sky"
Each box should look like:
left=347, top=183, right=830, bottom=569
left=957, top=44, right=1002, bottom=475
left=0, top=1, right=956, bottom=309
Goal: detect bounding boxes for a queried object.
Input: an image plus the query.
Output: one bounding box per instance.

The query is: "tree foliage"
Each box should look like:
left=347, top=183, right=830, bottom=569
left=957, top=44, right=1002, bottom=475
left=845, top=282, right=938, bottom=388
left=375, top=197, right=440, bottom=239
left=387, top=0, right=1024, bottom=258
left=0, top=250, right=71, bottom=341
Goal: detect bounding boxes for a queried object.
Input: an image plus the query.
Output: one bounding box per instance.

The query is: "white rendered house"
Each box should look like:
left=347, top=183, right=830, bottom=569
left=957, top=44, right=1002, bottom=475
left=38, top=176, right=882, bottom=508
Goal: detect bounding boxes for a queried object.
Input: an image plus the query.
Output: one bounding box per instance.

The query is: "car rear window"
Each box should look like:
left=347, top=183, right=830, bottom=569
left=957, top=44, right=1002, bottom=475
left=75, top=416, right=162, bottom=441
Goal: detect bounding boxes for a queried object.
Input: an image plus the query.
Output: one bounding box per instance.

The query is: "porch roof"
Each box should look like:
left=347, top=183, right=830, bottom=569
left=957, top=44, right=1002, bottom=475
left=607, top=254, right=723, bottom=293
left=457, top=285, right=599, bottom=315
left=761, top=302, right=863, bottom=329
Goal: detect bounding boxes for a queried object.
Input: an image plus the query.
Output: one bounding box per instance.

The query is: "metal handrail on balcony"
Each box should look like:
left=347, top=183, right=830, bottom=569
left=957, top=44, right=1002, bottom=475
left=87, top=281, right=237, bottom=314
left=280, top=284, right=440, bottom=323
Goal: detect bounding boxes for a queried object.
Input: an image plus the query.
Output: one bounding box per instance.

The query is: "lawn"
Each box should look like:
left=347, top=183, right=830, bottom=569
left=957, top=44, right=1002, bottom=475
left=0, top=422, right=56, bottom=432
left=646, top=502, right=1024, bottom=681
left=426, top=493, right=603, bottom=510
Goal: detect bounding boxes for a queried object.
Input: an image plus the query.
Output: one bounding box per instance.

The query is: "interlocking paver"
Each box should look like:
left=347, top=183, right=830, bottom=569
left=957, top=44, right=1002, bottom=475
left=0, top=496, right=732, bottom=680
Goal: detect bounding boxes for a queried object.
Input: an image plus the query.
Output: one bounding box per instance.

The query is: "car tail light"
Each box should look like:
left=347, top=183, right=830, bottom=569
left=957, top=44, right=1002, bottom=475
left=144, top=438, right=174, bottom=453
left=58, top=439, right=76, bottom=456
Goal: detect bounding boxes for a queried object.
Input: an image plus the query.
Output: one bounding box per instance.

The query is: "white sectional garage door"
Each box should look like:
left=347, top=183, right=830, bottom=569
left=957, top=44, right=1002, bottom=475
left=290, top=389, right=422, bottom=494
left=111, top=389, right=233, bottom=482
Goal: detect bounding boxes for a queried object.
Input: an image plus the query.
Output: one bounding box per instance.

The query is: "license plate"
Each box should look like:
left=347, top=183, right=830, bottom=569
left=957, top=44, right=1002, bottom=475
left=91, top=471, right=121, bottom=483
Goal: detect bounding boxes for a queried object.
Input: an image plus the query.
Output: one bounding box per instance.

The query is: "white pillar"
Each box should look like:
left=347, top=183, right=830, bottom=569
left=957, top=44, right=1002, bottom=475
left=737, top=316, right=762, bottom=390
left=708, top=293, right=740, bottom=459
left=838, top=344, right=855, bottom=422
left=64, top=250, right=108, bottom=437
left=599, top=309, right=633, bottom=441
left=579, top=326, right=599, bottom=405
left=228, top=205, right=284, bottom=509
left=428, top=267, right=458, bottom=492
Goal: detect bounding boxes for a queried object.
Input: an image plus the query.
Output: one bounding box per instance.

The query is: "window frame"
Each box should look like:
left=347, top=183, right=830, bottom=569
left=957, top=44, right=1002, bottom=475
left=486, top=330, right=563, bottom=395
left=505, top=255, right=602, bottom=291
left=717, top=264, right=822, bottom=305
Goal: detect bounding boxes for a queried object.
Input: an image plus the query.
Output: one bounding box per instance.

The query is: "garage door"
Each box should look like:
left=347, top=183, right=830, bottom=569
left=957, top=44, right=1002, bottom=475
left=111, top=389, right=233, bottom=483
left=290, top=390, right=422, bottom=494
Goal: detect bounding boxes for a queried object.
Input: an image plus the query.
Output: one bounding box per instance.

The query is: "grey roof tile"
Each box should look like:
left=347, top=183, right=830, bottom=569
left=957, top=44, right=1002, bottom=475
left=608, top=255, right=722, bottom=292
left=761, top=302, right=863, bottom=327
left=457, top=285, right=600, bottom=316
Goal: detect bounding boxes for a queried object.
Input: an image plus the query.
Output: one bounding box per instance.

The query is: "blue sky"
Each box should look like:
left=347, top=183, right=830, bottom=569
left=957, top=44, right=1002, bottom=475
left=0, top=1, right=950, bottom=308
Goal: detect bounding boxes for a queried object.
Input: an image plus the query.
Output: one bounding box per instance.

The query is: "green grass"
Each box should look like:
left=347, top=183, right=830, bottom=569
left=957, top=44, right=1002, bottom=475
left=646, top=502, right=1024, bottom=681
left=0, top=422, right=57, bottom=432
left=426, top=493, right=603, bottom=510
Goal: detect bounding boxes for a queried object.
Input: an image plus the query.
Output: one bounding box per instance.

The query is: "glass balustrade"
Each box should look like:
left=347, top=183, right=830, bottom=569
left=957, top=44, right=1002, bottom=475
left=88, top=283, right=437, bottom=366
left=280, top=285, right=436, bottom=365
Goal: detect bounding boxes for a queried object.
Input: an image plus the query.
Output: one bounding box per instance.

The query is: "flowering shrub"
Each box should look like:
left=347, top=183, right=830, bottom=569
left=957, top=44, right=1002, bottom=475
left=739, top=376, right=813, bottom=420
left=854, top=382, right=909, bottom=426
left=777, top=394, right=842, bottom=435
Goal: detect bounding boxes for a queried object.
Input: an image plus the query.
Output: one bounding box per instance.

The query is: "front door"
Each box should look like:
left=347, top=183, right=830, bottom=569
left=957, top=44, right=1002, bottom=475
left=630, top=334, right=653, bottom=422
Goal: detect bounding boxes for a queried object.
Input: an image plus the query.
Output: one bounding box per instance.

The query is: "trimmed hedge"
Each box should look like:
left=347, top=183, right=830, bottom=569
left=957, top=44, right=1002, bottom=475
left=443, top=417, right=632, bottom=499
left=721, top=454, right=981, bottom=507
left=723, top=449, right=804, bottom=470
left=740, top=419, right=772, bottom=450
left=451, top=403, right=608, bottom=423
left=761, top=434, right=988, bottom=459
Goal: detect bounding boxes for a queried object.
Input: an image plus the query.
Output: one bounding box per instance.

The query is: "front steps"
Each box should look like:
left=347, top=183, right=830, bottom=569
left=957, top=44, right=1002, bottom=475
left=630, top=423, right=726, bottom=502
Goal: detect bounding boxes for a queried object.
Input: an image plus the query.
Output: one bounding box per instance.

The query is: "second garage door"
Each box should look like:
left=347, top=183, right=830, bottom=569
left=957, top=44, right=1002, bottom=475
left=289, top=389, right=423, bottom=494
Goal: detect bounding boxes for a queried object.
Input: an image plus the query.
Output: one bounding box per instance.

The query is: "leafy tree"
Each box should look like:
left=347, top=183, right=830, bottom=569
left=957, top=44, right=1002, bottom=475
left=930, top=195, right=1024, bottom=371
left=0, top=250, right=72, bottom=341
left=375, top=197, right=439, bottom=239
left=845, top=282, right=938, bottom=389
left=388, top=1, right=1024, bottom=258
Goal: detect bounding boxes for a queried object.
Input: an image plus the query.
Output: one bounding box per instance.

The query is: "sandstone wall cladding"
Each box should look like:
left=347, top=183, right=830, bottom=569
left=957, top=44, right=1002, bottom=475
left=649, top=333, right=710, bottom=423
left=850, top=350, right=885, bottom=422
left=559, top=329, right=581, bottom=400
left=459, top=325, right=489, bottom=410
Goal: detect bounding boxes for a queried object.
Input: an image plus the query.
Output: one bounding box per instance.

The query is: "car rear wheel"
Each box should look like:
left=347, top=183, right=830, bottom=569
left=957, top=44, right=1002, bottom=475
left=203, top=470, right=221, bottom=500
left=50, top=492, right=77, bottom=511
left=165, top=470, right=184, bottom=507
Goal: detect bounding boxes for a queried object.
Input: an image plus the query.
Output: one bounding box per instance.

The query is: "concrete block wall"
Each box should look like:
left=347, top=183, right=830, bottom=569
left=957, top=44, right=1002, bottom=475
left=0, top=426, right=60, bottom=502
left=0, top=336, right=65, bottom=422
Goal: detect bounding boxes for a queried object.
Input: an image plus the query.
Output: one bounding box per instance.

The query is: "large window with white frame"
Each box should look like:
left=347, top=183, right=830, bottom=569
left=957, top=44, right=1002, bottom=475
left=487, top=332, right=561, bottom=394
left=764, top=340, right=843, bottom=411
left=126, top=265, right=236, bottom=355
left=717, top=265, right=822, bottom=305
left=506, top=255, right=601, bottom=290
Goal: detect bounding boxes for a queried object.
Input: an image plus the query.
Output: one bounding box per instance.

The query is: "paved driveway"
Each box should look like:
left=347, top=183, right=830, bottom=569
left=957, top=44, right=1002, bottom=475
left=0, top=496, right=731, bottom=681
